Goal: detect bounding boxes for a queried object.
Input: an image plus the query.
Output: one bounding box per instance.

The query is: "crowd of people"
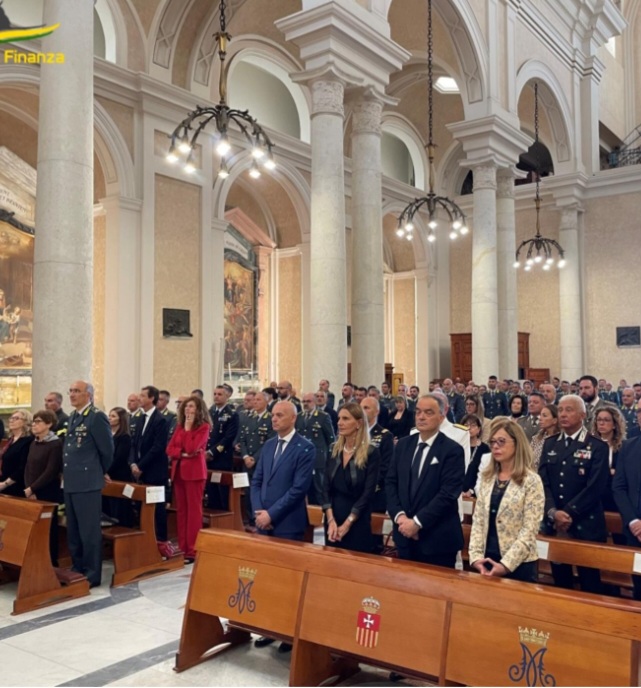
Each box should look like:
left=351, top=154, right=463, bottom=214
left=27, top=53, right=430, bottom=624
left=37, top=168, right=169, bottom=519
left=0, top=372, right=640, bottom=608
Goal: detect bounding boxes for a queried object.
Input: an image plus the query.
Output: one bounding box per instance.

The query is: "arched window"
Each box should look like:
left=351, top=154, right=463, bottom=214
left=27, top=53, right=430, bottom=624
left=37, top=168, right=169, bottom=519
left=381, top=132, right=415, bottom=186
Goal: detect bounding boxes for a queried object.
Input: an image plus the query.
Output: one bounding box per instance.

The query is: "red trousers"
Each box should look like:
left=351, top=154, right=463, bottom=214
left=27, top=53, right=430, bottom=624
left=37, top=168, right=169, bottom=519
left=173, top=475, right=205, bottom=558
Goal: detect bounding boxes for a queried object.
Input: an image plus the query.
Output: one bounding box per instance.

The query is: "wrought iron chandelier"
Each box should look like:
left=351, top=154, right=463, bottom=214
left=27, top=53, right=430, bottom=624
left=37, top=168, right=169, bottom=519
left=166, top=0, right=275, bottom=178
left=514, top=83, right=565, bottom=271
left=396, top=0, right=468, bottom=244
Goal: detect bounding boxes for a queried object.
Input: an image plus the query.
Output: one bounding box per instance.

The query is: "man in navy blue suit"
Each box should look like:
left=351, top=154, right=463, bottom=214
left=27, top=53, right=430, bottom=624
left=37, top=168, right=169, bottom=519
left=386, top=393, right=465, bottom=569
left=251, top=400, right=315, bottom=651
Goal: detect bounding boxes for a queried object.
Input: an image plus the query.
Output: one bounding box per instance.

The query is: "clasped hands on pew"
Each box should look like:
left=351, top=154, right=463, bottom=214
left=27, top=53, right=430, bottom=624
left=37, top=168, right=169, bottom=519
left=255, top=510, right=273, bottom=530
left=326, top=510, right=353, bottom=542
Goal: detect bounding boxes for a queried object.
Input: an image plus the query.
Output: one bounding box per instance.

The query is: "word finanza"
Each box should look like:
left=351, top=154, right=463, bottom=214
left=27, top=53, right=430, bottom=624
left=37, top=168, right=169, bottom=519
left=4, top=50, right=64, bottom=64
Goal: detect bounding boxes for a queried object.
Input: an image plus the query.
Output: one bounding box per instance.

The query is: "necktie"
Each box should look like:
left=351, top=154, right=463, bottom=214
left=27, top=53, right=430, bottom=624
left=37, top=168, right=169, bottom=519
left=410, top=442, right=428, bottom=499
left=564, top=435, right=570, bottom=448
left=272, top=439, right=285, bottom=470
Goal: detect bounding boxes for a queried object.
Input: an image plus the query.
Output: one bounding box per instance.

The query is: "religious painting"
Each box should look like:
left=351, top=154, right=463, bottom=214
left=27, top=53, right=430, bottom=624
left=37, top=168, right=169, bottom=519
left=223, top=259, right=255, bottom=371
left=0, top=215, right=34, bottom=408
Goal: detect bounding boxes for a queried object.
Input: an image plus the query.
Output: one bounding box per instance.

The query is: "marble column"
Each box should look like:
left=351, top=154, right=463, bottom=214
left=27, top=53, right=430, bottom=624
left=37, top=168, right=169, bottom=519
left=33, top=0, right=94, bottom=407
left=470, top=163, right=500, bottom=382
left=208, top=219, right=227, bottom=390
left=309, top=79, right=348, bottom=389
left=496, top=170, right=519, bottom=380
left=350, top=96, right=384, bottom=386
left=558, top=207, right=584, bottom=381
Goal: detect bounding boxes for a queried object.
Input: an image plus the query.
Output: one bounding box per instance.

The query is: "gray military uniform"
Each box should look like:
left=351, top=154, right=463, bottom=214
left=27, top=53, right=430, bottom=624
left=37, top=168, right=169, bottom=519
left=63, top=405, right=113, bottom=586
left=295, top=410, right=335, bottom=504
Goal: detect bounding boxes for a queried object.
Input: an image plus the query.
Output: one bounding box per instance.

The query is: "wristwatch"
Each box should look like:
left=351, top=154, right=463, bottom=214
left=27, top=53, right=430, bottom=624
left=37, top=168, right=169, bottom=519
left=347, top=514, right=355, bottom=524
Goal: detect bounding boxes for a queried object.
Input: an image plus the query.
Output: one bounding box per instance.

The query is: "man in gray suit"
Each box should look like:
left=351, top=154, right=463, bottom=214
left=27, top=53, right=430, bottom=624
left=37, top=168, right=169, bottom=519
left=63, top=381, right=113, bottom=587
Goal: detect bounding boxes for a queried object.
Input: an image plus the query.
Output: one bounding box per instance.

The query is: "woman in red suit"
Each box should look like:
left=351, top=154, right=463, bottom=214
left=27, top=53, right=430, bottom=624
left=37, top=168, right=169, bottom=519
left=167, top=395, right=211, bottom=562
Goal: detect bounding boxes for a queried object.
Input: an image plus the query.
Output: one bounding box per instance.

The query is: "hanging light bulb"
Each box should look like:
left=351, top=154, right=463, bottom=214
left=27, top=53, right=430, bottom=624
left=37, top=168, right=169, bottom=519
left=264, top=156, right=276, bottom=170
left=218, top=159, right=230, bottom=179
left=249, top=162, right=261, bottom=179
left=166, top=147, right=179, bottom=164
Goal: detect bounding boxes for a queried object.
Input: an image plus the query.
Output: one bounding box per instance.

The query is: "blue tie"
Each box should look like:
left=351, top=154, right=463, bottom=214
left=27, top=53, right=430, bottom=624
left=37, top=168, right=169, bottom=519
left=272, top=439, right=285, bottom=472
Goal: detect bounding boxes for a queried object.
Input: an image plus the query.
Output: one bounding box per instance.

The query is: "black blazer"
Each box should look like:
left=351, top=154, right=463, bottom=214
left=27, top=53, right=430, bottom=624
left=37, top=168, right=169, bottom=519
left=0, top=435, right=34, bottom=496
left=377, top=404, right=390, bottom=429
left=462, top=442, right=490, bottom=494
left=322, top=445, right=380, bottom=518
left=539, top=432, right=609, bottom=541
left=386, top=432, right=465, bottom=555
left=110, top=433, right=133, bottom=482
left=387, top=409, right=414, bottom=440
left=613, top=437, right=641, bottom=539
left=130, top=409, right=169, bottom=484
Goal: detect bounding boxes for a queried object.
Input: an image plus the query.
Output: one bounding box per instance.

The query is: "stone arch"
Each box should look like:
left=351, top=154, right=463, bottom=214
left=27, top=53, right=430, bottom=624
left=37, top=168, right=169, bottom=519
left=149, top=0, right=197, bottom=76
left=94, top=101, right=137, bottom=200
left=94, top=0, right=128, bottom=65
left=212, top=151, right=311, bottom=246
left=438, top=140, right=467, bottom=198
left=515, top=61, right=574, bottom=170
left=381, top=113, right=427, bottom=190
left=223, top=43, right=311, bottom=143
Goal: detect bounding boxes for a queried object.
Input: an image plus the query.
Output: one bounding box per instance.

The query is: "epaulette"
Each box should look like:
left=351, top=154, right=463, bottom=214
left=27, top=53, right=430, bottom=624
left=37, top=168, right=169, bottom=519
left=453, top=423, right=468, bottom=431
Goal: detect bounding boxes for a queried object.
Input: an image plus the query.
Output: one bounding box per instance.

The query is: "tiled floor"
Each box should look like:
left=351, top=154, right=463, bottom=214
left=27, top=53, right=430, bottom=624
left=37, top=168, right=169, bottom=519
left=0, top=536, right=420, bottom=687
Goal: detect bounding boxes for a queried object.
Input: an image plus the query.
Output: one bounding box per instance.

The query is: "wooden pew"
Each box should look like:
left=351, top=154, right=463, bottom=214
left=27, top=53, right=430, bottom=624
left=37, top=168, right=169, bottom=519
left=168, top=470, right=244, bottom=538
left=176, top=529, right=641, bottom=686
left=305, top=505, right=391, bottom=543
left=101, top=481, right=184, bottom=586
left=0, top=495, right=90, bottom=614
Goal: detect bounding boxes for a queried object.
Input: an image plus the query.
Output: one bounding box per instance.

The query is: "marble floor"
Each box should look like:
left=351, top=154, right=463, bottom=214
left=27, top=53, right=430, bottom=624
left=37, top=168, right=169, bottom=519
left=0, top=542, right=424, bottom=687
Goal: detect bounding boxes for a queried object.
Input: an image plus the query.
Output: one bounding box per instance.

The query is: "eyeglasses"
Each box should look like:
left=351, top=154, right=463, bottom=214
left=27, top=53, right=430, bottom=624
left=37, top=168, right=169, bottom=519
left=9, top=415, right=23, bottom=421
left=489, top=437, right=514, bottom=448
left=32, top=419, right=46, bottom=424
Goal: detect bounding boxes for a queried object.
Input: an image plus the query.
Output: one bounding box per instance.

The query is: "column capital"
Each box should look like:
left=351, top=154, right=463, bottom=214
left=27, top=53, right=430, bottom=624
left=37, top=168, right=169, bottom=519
left=469, top=163, right=498, bottom=191
left=496, top=167, right=527, bottom=199
left=449, top=114, right=532, bottom=170
left=277, top=0, right=410, bottom=98
left=309, top=77, right=345, bottom=116
left=351, top=96, right=384, bottom=136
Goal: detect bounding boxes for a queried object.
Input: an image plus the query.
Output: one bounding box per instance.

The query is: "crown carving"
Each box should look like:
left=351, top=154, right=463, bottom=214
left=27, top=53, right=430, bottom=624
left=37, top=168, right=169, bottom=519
left=361, top=597, right=381, bottom=614
left=238, top=566, right=257, bottom=581
left=519, top=627, right=550, bottom=647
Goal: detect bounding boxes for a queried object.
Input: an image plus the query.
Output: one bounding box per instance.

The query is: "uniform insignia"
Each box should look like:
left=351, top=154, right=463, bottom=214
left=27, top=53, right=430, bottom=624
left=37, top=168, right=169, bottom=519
left=547, top=450, right=557, bottom=456
left=453, top=423, right=469, bottom=431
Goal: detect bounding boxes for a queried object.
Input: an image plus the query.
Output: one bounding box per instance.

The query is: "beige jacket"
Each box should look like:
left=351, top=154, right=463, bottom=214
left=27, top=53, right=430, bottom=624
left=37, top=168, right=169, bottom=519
left=468, top=469, right=545, bottom=573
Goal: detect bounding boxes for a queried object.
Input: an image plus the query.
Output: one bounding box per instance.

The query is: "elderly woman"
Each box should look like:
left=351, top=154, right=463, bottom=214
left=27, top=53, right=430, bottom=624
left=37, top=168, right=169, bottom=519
left=166, top=395, right=211, bottom=563
left=590, top=406, right=626, bottom=513
left=530, top=404, right=560, bottom=470
left=24, top=409, right=63, bottom=566
left=508, top=394, right=527, bottom=422
left=386, top=395, right=414, bottom=441
left=0, top=409, right=34, bottom=496
left=323, top=402, right=380, bottom=553
left=469, top=418, right=544, bottom=582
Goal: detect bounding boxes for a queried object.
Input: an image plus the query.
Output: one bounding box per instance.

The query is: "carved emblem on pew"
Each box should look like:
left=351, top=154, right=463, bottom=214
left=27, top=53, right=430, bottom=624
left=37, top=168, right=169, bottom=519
left=356, top=597, right=381, bottom=649
left=0, top=519, right=6, bottom=551
left=509, top=627, right=556, bottom=687
left=227, top=565, right=257, bottom=614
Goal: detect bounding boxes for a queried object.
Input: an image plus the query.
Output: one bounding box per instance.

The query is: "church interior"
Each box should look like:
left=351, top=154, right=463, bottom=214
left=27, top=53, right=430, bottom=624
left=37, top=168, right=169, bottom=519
left=0, top=0, right=640, bottom=686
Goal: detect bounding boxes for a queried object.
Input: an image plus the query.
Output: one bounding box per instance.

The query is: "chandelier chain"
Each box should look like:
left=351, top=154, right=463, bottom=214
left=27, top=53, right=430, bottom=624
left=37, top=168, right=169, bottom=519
left=427, top=0, right=434, bottom=149
left=534, top=82, right=541, bottom=210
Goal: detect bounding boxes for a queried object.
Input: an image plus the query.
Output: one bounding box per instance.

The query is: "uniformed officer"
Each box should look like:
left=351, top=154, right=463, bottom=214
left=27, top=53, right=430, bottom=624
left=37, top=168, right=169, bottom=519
left=619, top=387, right=638, bottom=436
left=234, top=390, right=257, bottom=447
left=482, top=376, right=509, bottom=419
left=238, top=390, right=275, bottom=523
left=539, top=394, right=609, bottom=594
left=441, top=378, right=465, bottom=423
left=63, top=380, right=113, bottom=588
left=157, top=389, right=177, bottom=438
left=379, top=381, right=395, bottom=413
left=206, top=385, right=239, bottom=509
left=314, top=389, right=338, bottom=434
left=127, top=392, right=143, bottom=435
left=360, top=397, right=393, bottom=515
left=296, top=392, right=334, bottom=504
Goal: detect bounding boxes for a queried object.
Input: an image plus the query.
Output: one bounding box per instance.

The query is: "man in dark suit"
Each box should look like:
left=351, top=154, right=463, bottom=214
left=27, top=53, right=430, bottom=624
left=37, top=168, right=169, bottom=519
left=629, top=408, right=641, bottom=439
left=206, top=385, right=239, bottom=509
left=45, top=391, right=69, bottom=434
left=251, top=400, right=315, bottom=653
left=386, top=393, right=465, bottom=568
left=157, top=389, right=177, bottom=438
left=518, top=391, right=545, bottom=441
left=441, top=378, right=464, bottom=423
left=613, top=435, right=641, bottom=599
left=539, top=394, right=609, bottom=594
left=130, top=386, right=170, bottom=549
left=319, top=379, right=335, bottom=411
left=482, top=375, right=509, bottom=419
left=64, top=381, right=113, bottom=587
left=314, top=389, right=338, bottom=434
left=296, top=392, right=334, bottom=504
left=579, top=374, right=617, bottom=427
